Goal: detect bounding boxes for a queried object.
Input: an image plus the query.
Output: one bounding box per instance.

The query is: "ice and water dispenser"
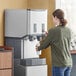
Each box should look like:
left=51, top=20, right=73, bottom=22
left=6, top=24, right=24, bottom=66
left=5, top=9, right=48, bottom=76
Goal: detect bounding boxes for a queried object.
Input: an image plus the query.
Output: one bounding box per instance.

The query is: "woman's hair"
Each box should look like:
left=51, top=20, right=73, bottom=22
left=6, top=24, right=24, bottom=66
left=52, top=9, right=67, bottom=26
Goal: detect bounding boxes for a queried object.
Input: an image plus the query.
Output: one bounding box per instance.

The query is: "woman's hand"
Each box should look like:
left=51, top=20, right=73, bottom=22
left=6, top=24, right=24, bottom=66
left=36, top=45, right=41, bottom=55
left=36, top=45, right=39, bottom=51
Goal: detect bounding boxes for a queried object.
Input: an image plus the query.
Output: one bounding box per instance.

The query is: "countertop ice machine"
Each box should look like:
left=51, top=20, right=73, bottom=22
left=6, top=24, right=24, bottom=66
left=5, top=9, right=48, bottom=76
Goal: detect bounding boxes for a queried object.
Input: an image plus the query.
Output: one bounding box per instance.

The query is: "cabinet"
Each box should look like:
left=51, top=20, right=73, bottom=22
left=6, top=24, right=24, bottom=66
left=0, top=46, right=13, bottom=76
left=70, top=51, right=76, bottom=76
left=0, top=69, right=12, bottom=76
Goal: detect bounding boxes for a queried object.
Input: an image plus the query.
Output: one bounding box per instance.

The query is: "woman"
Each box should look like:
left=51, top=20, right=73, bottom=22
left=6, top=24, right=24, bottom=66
left=36, top=9, right=72, bottom=76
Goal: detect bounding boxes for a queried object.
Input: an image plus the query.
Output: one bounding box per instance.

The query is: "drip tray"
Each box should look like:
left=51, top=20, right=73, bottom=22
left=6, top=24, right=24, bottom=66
left=20, top=58, right=46, bottom=66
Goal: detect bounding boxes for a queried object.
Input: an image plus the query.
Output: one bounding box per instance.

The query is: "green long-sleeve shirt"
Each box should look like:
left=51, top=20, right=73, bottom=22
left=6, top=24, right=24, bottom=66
left=38, top=25, right=72, bottom=67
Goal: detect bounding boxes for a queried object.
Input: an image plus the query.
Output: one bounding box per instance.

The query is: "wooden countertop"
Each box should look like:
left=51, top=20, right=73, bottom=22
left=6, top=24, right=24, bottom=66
left=0, top=46, right=13, bottom=50
left=0, top=46, right=13, bottom=52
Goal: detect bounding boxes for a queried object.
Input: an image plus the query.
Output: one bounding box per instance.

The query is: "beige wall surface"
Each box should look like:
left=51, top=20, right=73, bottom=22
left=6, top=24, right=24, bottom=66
left=0, top=0, right=55, bottom=76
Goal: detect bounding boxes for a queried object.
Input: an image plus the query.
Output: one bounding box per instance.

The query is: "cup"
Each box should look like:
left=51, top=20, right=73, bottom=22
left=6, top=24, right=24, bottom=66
left=36, top=50, right=41, bottom=55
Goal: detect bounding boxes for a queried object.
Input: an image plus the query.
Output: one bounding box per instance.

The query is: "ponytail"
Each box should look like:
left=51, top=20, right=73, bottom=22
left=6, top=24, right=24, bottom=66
left=60, top=18, right=67, bottom=26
